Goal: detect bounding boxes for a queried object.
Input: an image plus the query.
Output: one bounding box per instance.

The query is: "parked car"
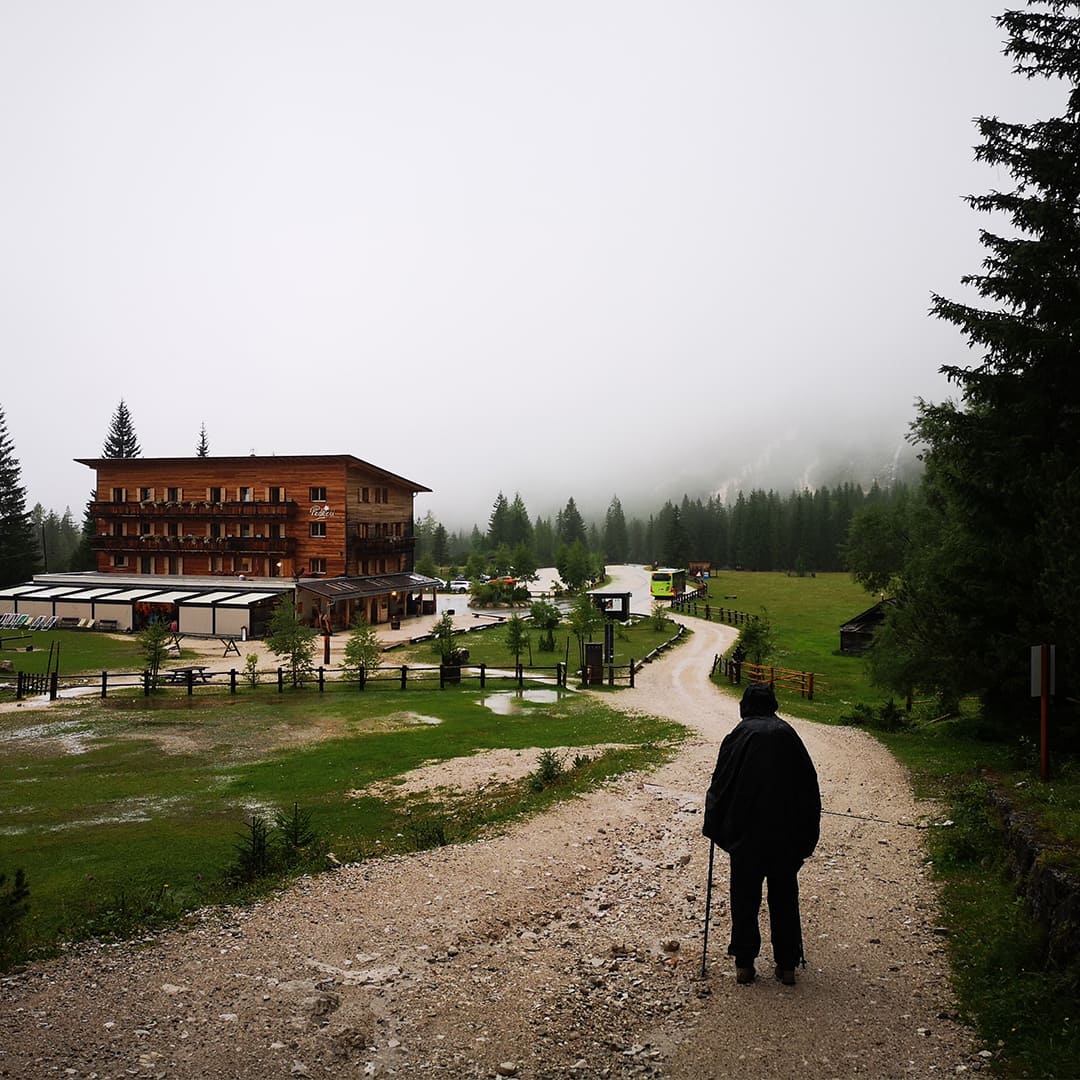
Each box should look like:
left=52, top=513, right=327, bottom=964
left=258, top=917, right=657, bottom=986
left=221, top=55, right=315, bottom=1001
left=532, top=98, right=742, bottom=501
left=449, top=579, right=471, bottom=593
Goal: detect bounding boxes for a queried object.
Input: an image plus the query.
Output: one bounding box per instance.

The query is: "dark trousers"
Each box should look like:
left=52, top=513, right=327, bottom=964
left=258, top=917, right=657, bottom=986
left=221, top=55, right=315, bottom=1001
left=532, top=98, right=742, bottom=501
left=727, top=853, right=804, bottom=969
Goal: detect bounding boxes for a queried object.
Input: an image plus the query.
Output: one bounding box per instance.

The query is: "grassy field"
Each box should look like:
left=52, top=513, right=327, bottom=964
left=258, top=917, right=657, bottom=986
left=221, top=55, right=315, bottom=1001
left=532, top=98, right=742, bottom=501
left=690, top=571, right=879, bottom=723
left=0, top=667, right=684, bottom=963
left=0, top=629, right=137, bottom=676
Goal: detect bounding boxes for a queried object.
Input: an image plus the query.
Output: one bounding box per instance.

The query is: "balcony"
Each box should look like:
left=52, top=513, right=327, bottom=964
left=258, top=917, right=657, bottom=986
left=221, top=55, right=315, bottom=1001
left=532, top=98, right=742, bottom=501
left=349, top=534, right=416, bottom=557
left=90, top=535, right=297, bottom=556
left=91, top=500, right=297, bottom=519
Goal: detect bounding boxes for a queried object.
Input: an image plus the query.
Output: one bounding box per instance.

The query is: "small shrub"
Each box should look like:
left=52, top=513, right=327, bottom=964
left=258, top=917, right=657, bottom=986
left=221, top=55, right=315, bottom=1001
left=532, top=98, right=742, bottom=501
left=839, top=703, right=877, bottom=727
left=244, top=653, right=260, bottom=688
left=529, top=750, right=566, bottom=792
left=274, top=803, right=319, bottom=867
left=230, top=816, right=272, bottom=883
left=0, top=868, right=30, bottom=971
left=572, top=753, right=592, bottom=770
left=405, top=816, right=450, bottom=850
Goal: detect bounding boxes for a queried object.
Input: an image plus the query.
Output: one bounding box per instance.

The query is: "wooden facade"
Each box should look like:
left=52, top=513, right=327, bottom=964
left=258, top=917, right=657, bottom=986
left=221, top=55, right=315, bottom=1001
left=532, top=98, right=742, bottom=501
left=77, top=454, right=431, bottom=581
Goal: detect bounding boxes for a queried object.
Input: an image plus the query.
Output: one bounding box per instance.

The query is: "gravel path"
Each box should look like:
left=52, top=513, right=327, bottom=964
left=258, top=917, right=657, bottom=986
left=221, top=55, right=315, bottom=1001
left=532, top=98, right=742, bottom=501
left=0, top=613, right=985, bottom=1079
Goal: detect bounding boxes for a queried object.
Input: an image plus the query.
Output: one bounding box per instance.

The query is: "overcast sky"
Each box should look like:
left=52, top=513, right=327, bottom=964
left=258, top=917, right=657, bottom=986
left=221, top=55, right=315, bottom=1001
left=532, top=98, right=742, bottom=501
left=0, top=1, right=1064, bottom=530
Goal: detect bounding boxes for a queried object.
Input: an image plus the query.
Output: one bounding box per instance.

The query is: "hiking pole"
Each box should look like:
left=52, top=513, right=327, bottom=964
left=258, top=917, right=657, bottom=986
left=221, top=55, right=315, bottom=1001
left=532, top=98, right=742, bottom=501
left=701, top=840, right=715, bottom=978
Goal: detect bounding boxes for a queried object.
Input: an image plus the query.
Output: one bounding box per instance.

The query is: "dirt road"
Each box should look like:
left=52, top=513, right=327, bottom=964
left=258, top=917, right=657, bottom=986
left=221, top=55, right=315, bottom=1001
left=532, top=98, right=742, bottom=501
left=0, top=613, right=984, bottom=1079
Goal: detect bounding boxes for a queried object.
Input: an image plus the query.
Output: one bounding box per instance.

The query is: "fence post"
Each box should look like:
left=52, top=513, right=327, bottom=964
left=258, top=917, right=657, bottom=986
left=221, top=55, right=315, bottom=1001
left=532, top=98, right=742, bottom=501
left=480, top=663, right=486, bottom=689
left=278, top=667, right=284, bottom=693
left=187, top=668, right=194, bottom=696
left=808, top=672, right=814, bottom=701
left=629, top=659, right=635, bottom=688
left=144, top=670, right=151, bottom=697
left=439, top=664, right=445, bottom=689
left=769, top=666, right=775, bottom=689
left=400, top=665, right=407, bottom=690
left=318, top=666, right=325, bottom=693
left=230, top=669, right=237, bottom=695
left=101, top=670, right=108, bottom=699
left=517, top=663, right=523, bottom=688
left=50, top=671, right=58, bottom=701
left=15, top=672, right=23, bottom=700
left=608, top=664, right=614, bottom=687
left=359, top=667, right=366, bottom=691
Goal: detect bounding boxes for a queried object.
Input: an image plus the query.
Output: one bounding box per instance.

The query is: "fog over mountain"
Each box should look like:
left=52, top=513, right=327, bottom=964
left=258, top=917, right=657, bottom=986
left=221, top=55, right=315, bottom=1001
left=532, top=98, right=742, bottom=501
left=2, top=2, right=1055, bottom=538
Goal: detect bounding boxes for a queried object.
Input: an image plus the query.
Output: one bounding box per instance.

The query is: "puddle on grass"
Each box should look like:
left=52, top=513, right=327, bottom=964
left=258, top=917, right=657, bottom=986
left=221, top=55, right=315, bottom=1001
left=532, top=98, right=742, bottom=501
left=482, top=688, right=566, bottom=715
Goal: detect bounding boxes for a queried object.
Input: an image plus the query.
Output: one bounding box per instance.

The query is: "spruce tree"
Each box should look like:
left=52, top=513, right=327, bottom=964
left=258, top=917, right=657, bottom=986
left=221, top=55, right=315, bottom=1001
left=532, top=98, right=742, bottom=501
left=196, top=422, right=209, bottom=457
left=906, top=2, right=1080, bottom=708
left=0, top=405, right=40, bottom=587
left=102, top=399, right=141, bottom=458
left=603, top=496, right=629, bottom=563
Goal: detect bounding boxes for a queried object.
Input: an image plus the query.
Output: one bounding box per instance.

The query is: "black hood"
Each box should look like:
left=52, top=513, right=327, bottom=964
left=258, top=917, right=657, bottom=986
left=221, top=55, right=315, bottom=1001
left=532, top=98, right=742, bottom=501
left=740, top=681, right=778, bottom=718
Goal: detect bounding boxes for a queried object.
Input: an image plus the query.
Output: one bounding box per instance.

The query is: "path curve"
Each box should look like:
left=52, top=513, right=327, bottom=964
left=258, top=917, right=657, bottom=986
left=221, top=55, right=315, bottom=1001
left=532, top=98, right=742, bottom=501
left=0, top=614, right=982, bottom=1079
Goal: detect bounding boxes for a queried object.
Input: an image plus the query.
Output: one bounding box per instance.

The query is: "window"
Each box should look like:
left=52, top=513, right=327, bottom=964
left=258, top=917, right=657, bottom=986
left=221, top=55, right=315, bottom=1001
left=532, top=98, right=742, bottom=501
left=112, top=522, right=123, bottom=537
left=310, top=522, right=327, bottom=538
left=140, top=557, right=152, bottom=574
left=238, top=487, right=252, bottom=502
left=270, top=523, right=285, bottom=538
left=240, top=523, right=252, bottom=537
left=374, top=487, right=383, bottom=504
left=361, top=487, right=369, bottom=502
left=209, top=487, right=223, bottom=502
left=268, top=486, right=285, bottom=503
left=210, top=522, right=222, bottom=538
left=111, top=487, right=126, bottom=503
left=309, top=558, right=326, bottom=575
left=140, top=522, right=152, bottom=536
left=168, top=557, right=180, bottom=575
left=113, top=555, right=127, bottom=568
left=237, top=558, right=252, bottom=573
left=310, top=486, right=327, bottom=502
left=139, top=487, right=154, bottom=502
left=383, top=487, right=389, bottom=503
left=168, top=523, right=179, bottom=537
left=167, top=487, right=180, bottom=502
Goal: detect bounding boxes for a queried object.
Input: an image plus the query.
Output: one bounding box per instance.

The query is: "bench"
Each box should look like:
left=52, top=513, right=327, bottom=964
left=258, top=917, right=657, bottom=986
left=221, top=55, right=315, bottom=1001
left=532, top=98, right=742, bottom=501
left=58, top=617, right=81, bottom=630
left=163, top=665, right=211, bottom=684
left=96, top=619, right=119, bottom=632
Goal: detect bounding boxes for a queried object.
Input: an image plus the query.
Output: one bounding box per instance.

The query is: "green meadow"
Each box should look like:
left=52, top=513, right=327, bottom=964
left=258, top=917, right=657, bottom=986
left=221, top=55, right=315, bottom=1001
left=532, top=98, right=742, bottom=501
left=1, top=655, right=683, bottom=962
left=696, top=570, right=878, bottom=723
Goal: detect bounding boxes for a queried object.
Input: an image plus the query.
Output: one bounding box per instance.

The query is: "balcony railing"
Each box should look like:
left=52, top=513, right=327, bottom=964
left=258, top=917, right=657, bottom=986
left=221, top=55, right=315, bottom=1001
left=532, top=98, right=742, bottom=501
left=350, top=535, right=416, bottom=556
left=90, top=535, right=297, bottom=555
left=91, top=500, right=297, bottom=519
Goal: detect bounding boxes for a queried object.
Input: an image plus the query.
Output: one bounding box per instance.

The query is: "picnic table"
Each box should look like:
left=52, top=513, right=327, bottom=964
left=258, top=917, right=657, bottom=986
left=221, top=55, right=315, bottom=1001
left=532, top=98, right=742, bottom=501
left=220, top=636, right=241, bottom=657
left=163, top=665, right=211, bottom=684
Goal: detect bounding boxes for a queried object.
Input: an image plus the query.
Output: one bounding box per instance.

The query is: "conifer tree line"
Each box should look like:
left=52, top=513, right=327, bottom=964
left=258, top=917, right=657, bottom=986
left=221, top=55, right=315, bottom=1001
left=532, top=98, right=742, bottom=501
left=412, top=482, right=907, bottom=578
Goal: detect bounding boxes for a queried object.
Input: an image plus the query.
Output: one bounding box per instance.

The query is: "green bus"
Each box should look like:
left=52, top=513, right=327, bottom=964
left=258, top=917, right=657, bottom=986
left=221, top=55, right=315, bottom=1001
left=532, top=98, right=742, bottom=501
left=650, top=567, right=687, bottom=598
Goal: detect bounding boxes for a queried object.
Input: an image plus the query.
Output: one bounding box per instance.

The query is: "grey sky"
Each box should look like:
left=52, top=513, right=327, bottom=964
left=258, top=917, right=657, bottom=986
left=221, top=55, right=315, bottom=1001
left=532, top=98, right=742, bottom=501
left=0, top=2, right=1062, bottom=530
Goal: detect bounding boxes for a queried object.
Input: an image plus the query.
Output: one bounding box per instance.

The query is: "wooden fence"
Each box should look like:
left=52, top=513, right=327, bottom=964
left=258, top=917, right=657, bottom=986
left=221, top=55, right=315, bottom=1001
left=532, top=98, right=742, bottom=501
left=711, top=654, right=823, bottom=700
left=2, top=657, right=644, bottom=700
left=669, top=594, right=758, bottom=628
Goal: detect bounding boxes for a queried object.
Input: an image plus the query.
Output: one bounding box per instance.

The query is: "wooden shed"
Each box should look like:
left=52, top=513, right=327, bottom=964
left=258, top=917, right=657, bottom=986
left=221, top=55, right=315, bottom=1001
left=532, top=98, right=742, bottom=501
left=839, top=599, right=895, bottom=654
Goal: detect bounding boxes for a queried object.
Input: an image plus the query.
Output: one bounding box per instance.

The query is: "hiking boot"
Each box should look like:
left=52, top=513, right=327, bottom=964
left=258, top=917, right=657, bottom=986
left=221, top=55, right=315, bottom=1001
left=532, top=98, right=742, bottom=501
left=735, top=965, right=755, bottom=984
left=774, top=966, right=796, bottom=986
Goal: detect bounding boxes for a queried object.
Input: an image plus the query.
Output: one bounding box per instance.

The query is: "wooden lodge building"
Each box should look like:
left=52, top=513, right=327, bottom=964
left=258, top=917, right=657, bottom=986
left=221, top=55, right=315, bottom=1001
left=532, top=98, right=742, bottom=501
left=0, top=454, right=442, bottom=638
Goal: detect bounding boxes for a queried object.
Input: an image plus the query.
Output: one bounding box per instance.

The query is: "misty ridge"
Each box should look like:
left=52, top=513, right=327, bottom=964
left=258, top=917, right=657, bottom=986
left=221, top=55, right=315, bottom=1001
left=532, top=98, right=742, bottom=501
left=437, top=427, right=923, bottom=537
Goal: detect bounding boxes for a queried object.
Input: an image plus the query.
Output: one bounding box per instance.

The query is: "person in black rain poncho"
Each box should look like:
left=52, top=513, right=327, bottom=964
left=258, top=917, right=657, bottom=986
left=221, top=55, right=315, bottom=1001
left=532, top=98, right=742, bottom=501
left=703, top=682, right=821, bottom=985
